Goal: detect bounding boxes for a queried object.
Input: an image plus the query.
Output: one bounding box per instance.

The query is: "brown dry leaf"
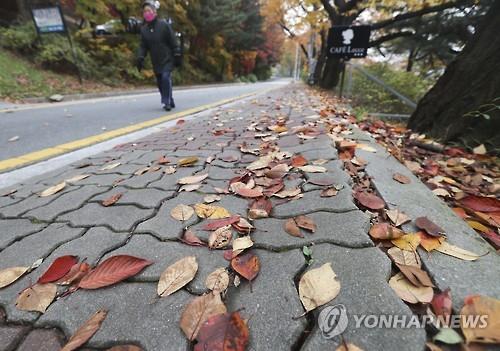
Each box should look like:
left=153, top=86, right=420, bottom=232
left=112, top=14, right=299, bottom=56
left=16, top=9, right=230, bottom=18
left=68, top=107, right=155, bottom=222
left=203, top=194, right=221, bottom=203
left=39, top=182, right=66, bottom=197
left=157, top=156, right=170, bottom=165
left=295, top=215, right=316, bottom=232
left=299, top=165, right=327, bottom=173
left=246, top=155, right=272, bottom=171
left=180, top=293, right=227, bottom=340
left=248, top=197, right=272, bottom=219
left=134, top=167, right=150, bottom=176
left=157, top=256, right=198, bottom=297
left=312, top=159, right=328, bottom=165
left=392, top=233, right=421, bottom=251
left=234, top=187, right=263, bottom=198
left=0, top=266, right=29, bottom=288
left=205, top=268, right=230, bottom=293
left=461, top=295, right=500, bottom=344
left=387, top=247, right=421, bottom=267
left=418, top=232, right=445, bottom=252
left=320, top=188, right=338, bottom=197
left=179, top=184, right=202, bottom=192
left=397, top=264, right=434, bottom=287
left=178, top=157, right=199, bottom=167
left=415, top=217, right=446, bottom=237
left=299, top=263, right=340, bottom=312
left=232, top=236, right=254, bottom=256
left=284, top=218, right=303, bottom=238
left=177, top=173, right=209, bottom=185
left=356, top=144, right=377, bottom=152
left=389, top=272, right=433, bottom=304
left=369, top=223, right=404, bottom=240
left=195, top=204, right=231, bottom=219
left=393, top=173, right=411, bottom=184
left=435, top=241, right=482, bottom=261
left=16, top=283, right=57, bottom=313
left=171, top=204, right=195, bottom=221
left=354, top=191, right=385, bottom=210
left=208, top=225, right=233, bottom=249
left=102, top=193, right=123, bottom=207
left=100, top=162, right=121, bottom=171
left=274, top=188, right=301, bottom=199
left=61, top=310, right=108, bottom=351
left=65, top=174, right=90, bottom=183
left=404, top=160, right=422, bottom=173
left=386, top=209, right=411, bottom=227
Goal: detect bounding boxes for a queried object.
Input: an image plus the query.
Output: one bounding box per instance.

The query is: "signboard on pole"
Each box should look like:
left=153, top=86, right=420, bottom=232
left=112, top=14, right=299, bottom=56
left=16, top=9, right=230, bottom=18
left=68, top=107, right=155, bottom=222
left=31, top=6, right=66, bottom=34
left=327, top=25, right=371, bottom=59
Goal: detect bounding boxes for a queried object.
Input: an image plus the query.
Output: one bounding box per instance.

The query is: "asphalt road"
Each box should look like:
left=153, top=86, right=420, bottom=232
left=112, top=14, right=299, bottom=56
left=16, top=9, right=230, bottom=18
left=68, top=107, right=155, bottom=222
left=0, top=80, right=289, bottom=162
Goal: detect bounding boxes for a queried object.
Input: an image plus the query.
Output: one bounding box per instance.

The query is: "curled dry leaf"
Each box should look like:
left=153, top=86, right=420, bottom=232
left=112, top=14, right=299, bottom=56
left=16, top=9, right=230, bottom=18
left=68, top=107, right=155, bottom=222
left=234, top=187, right=263, bottom=198
left=396, top=264, right=434, bottom=287
left=102, top=193, right=123, bottom=207
left=61, top=309, right=108, bottom=351
left=178, top=173, right=209, bottom=185
left=295, top=215, right=316, bottom=232
left=393, top=173, right=411, bottom=184
left=415, top=217, right=446, bottom=237
left=38, top=255, right=79, bottom=284
left=369, top=223, right=404, bottom=240
left=418, top=232, right=445, bottom=252
left=204, top=194, right=221, bottom=203
left=299, top=263, right=340, bottom=312
left=274, top=188, right=301, bottom=199
left=194, top=312, right=249, bottom=351
left=203, top=215, right=240, bottom=231
left=232, top=236, right=254, bottom=256
left=284, top=218, right=302, bottom=238
left=16, top=283, right=57, bottom=313
left=79, top=255, right=153, bottom=289
left=171, top=204, right=195, bottom=221
left=39, top=182, right=66, bottom=197
left=389, top=272, right=433, bottom=304
left=246, top=155, right=272, bottom=171
left=354, top=191, right=385, bottom=210
left=208, top=226, right=233, bottom=249
left=460, top=295, right=500, bottom=344
left=205, top=268, right=230, bottom=293
left=195, top=204, right=231, bottom=219
left=434, top=241, right=482, bottom=261
left=179, top=184, right=202, bottom=192
left=65, top=174, right=90, bottom=183
left=164, top=166, right=176, bottom=174
left=158, top=256, right=198, bottom=297
left=320, top=187, right=338, bottom=197
left=231, top=252, right=260, bottom=281
left=180, top=230, right=205, bottom=247
left=387, top=247, right=421, bottom=267
left=56, top=262, right=90, bottom=286
left=232, top=218, right=255, bottom=234
left=391, top=233, right=421, bottom=251
left=180, top=293, right=227, bottom=340
left=299, top=165, right=327, bottom=173
left=248, top=197, right=272, bottom=219
left=134, top=167, right=150, bottom=176
left=178, top=157, right=199, bottom=167
left=386, top=209, right=411, bottom=227
left=100, top=162, right=121, bottom=171
left=0, top=266, right=29, bottom=289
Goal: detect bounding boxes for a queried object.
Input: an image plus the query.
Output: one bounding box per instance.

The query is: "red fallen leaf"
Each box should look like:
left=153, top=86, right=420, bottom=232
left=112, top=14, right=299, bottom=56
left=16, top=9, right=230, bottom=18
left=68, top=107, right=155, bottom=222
left=308, top=177, right=335, bottom=186
left=415, top=217, right=445, bottom=237
left=460, top=195, right=500, bottom=213
left=202, top=215, right=241, bottom=231
left=248, top=197, right=273, bottom=219
left=194, top=312, right=249, bottom=351
left=176, top=119, right=185, bottom=125
left=339, top=148, right=355, bottom=161
left=423, top=160, right=439, bottom=176
left=393, top=173, right=411, bottom=184
left=291, top=155, right=308, bottom=167
left=234, top=187, right=263, bottom=198
left=478, top=230, right=500, bottom=250
left=369, top=223, right=404, bottom=240
left=295, top=215, right=316, bottom=232
left=231, top=252, right=260, bottom=281
left=38, top=255, right=79, bottom=284
left=78, top=255, right=153, bottom=289
left=102, top=193, right=123, bottom=207
left=229, top=172, right=252, bottom=186
left=180, top=230, right=206, bottom=247
left=56, top=262, right=91, bottom=285
left=452, top=207, right=469, bottom=219
left=223, top=249, right=236, bottom=261
left=431, top=288, right=452, bottom=319
left=444, top=147, right=466, bottom=157
left=262, top=181, right=284, bottom=197
left=284, top=218, right=303, bottom=237
left=61, top=309, right=108, bottom=351
left=353, top=191, right=385, bottom=210
left=157, top=156, right=170, bottom=165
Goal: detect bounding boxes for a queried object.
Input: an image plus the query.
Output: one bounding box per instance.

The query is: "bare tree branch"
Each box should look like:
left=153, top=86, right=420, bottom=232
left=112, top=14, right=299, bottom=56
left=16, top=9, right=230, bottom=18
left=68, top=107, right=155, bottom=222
left=334, top=0, right=363, bottom=14
left=278, top=22, right=309, bottom=57
left=319, top=0, right=339, bottom=22
left=369, top=30, right=415, bottom=47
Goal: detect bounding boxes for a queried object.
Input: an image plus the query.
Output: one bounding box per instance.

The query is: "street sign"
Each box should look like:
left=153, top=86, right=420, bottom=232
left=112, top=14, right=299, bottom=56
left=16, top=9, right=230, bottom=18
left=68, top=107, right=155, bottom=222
left=327, top=25, right=371, bottom=59
left=31, top=6, right=66, bottom=34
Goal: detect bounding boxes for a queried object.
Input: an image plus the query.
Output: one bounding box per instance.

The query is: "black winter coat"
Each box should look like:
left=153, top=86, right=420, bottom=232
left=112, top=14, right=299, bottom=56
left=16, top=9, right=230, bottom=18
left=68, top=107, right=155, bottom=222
left=138, top=18, right=179, bottom=74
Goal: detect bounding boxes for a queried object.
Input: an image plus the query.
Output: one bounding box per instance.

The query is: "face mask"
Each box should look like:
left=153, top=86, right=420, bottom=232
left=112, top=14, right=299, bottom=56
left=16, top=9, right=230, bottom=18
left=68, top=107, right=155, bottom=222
left=144, top=12, right=156, bottom=22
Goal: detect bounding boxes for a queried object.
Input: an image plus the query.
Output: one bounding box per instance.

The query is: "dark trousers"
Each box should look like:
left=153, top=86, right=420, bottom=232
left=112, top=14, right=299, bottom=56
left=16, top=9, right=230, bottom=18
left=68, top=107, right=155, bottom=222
left=155, top=70, right=174, bottom=107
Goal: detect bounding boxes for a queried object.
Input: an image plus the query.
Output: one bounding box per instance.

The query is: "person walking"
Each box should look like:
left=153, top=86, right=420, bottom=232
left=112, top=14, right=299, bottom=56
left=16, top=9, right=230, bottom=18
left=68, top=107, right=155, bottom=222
left=136, top=1, right=180, bottom=111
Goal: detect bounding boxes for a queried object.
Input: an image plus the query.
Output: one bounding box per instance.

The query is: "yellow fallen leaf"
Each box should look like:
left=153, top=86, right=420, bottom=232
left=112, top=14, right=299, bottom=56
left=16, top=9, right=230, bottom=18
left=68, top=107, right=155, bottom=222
left=419, top=232, right=445, bottom=252
left=435, top=241, right=483, bottom=261
left=178, top=157, right=199, bottom=167
left=391, top=233, right=421, bottom=251
left=461, top=295, right=500, bottom=344
left=473, top=144, right=487, bottom=155
left=356, top=144, right=377, bottom=152
left=466, top=220, right=490, bottom=233
left=194, top=204, right=231, bottom=219
left=39, top=182, right=66, bottom=197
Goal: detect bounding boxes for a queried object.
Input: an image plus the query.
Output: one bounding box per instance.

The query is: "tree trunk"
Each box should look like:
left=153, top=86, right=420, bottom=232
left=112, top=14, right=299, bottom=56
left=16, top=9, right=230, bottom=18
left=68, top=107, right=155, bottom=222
left=320, top=56, right=344, bottom=89
left=313, top=29, right=327, bottom=84
left=407, top=1, right=500, bottom=153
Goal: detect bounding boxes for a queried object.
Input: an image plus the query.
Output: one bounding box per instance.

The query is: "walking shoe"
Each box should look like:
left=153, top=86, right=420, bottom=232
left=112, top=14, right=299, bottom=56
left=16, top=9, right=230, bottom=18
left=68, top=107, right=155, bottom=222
left=162, top=104, right=171, bottom=111
left=170, top=102, right=176, bottom=109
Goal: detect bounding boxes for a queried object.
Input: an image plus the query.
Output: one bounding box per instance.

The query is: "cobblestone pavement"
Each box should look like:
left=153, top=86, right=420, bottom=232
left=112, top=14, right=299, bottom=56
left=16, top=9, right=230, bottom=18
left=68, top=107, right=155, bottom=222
left=0, top=84, right=498, bottom=351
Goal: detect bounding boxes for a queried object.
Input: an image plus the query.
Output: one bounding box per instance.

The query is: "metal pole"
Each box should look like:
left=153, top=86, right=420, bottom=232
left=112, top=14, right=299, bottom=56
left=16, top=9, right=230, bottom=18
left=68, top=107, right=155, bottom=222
left=339, top=60, right=346, bottom=98
left=59, top=2, right=83, bottom=84
left=346, top=62, right=353, bottom=98
left=293, top=43, right=299, bottom=80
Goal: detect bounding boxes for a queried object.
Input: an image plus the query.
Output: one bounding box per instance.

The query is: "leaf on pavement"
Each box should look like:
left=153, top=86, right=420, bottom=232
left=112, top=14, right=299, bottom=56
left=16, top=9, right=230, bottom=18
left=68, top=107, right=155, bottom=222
left=107, top=346, right=143, bottom=351
left=208, top=226, right=233, bottom=249
left=389, top=272, right=433, bottom=304
left=102, top=193, right=123, bottom=207
left=431, top=288, right=452, bottom=319
left=248, top=197, right=272, bottom=219
left=157, top=156, right=170, bottom=165
left=295, top=215, right=316, bottom=232
left=178, top=157, right=199, bottom=167
left=396, top=264, right=434, bottom=287
left=37, top=255, right=79, bottom=284
left=65, top=174, right=90, bottom=183
left=459, top=195, right=500, bottom=213
left=205, top=268, right=229, bottom=293
left=179, top=184, right=202, bottom=192
left=308, top=177, right=335, bottom=186
left=393, top=173, right=411, bottom=184
left=232, top=218, right=255, bottom=234
left=178, top=173, right=209, bottom=185
left=418, top=231, right=445, bottom=252
left=61, top=309, right=108, bottom=351
left=202, top=215, right=240, bottom=231
left=391, top=233, right=421, bottom=251
left=369, top=223, right=404, bottom=240
left=460, top=295, right=500, bottom=344
left=0, top=266, right=29, bottom=289
left=320, top=187, right=339, bottom=197
left=273, top=188, right=301, bottom=199
left=415, top=217, right=446, bottom=237
left=353, top=191, right=385, bottom=210
left=195, top=204, right=231, bottom=219
left=171, top=204, right=195, bottom=221
left=291, top=155, right=308, bottom=167
left=16, top=283, right=57, bottom=313
left=299, top=165, right=327, bottom=173
left=157, top=256, right=198, bottom=297
left=434, top=241, right=482, bottom=261
left=299, top=263, right=340, bottom=312
left=284, top=218, right=303, bottom=238
left=386, top=209, right=411, bottom=227
left=232, top=236, right=254, bottom=256
left=56, top=262, right=90, bottom=286
left=100, top=162, right=121, bottom=171
left=78, top=255, right=153, bottom=289
left=234, top=187, right=263, bottom=198
left=180, top=293, right=227, bottom=340
left=194, top=312, right=249, bottom=351
left=39, top=182, right=66, bottom=197
left=246, top=155, right=272, bottom=171
left=203, top=194, right=221, bottom=203
left=180, top=230, right=205, bottom=247
left=387, top=247, right=421, bottom=267
left=164, top=166, right=176, bottom=174
left=231, top=252, right=260, bottom=281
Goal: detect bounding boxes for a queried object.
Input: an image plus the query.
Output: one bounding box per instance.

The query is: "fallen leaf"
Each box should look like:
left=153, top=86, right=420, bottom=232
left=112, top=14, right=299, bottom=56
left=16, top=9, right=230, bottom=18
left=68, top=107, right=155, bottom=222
left=418, top=232, right=445, bottom=252
left=356, top=144, right=377, bottom=152
left=248, top=197, right=272, bottom=219
left=415, top=217, right=446, bottom=237
left=246, top=155, right=272, bottom=171
left=299, top=263, right=340, bottom=312
left=157, top=256, right=198, bottom=297
left=432, top=188, right=451, bottom=197
left=180, top=293, right=227, bottom=340
left=100, top=162, right=121, bottom=171
left=389, top=272, right=433, bottom=304
left=386, top=209, right=411, bottom=227
left=396, top=264, right=434, bottom=287
left=164, top=166, right=176, bottom=174
left=0, top=266, right=29, bottom=288
left=195, top=204, right=231, bottom=219
left=231, top=252, right=260, bottom=281
left=295, top=215, right=316, bottom=232
left=56, top=262, right=90, bottom=285
left=205, top=268, right=229, bottom=293
left=171, top=205, right=195, bottom=221
left=433, top=328, right=463, bottom=345
left=460, top=195, right=500, bottom=213
left=387, top=247, right=421, bottom=267
left=194, top=312, right=249, bottom=351
left=391, top=233, right=421, bottom=251
left=180, top=230, right=205, bottom=247
left=320, top=187, right=339, bottom=197
left=61, top=310, right=108, bottom=351
left=472, top=144, right=487, bottom=155
left=461, top=295, right=500, bottom=344
left=8, top=136, right=20, bottom=142
left=232, top=218, right=255, bottom=234
left=79, top=255, right=153, bottom=289
left=16, top=283, right=57, bottom=313
left=178, top=174, right=209, bottom=185
left=336, top=343, right=364, bottom=351
left=178, top=157, right=199, bottom=167
left=234, top=187, right=263, bottom=198
left=179, top=184, right=202, bottom=192
left=291, top=155, right=308, bottom=167
left=157, top=156, right=170, bottom=165
left=208, top=226, right=233, bottom=249
left=107, top=346, right=143, bottom=351
left=39, top=182, right=66, bottom=197
left=38, top=255, right=79, bottom=284
left=134, top=167, right=150, bottom=176
left=204, top=195, right=221, bottom=203
left=65, top=174, right=90, bottom=183
left=232, top=236, right=254, bottom=256
left=393, top=173, right=411, bottom=184
left=369, top=223, right=404, bottom=240
left=102, top=193, right=123, bottom=207
left=431, top=289, right=452, bottom=319
left=354, top=191, right=385, bottom=210
left=284, top=218, right=303, bottom=238
left=299, top=165, right=327, bottom=173
left=202, top=215, right=241, bottom=231
left=308, top=177, right=336, bottom=186
left=435, top=241, right=482, bottom=261
left=274, top=188, right=301, bottom=199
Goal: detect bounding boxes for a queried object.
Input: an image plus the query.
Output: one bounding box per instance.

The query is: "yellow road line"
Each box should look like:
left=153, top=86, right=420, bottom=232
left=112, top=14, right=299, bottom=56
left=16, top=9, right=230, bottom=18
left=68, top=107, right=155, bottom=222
left=0, top=91, right=261, bottom=172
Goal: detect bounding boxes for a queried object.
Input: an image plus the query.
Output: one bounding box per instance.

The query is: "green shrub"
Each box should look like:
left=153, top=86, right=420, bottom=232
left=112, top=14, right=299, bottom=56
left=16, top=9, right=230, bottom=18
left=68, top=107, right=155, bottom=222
left=247, top=73, right=257, bottom=83
left=0, top=22, right=37, bottom=53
